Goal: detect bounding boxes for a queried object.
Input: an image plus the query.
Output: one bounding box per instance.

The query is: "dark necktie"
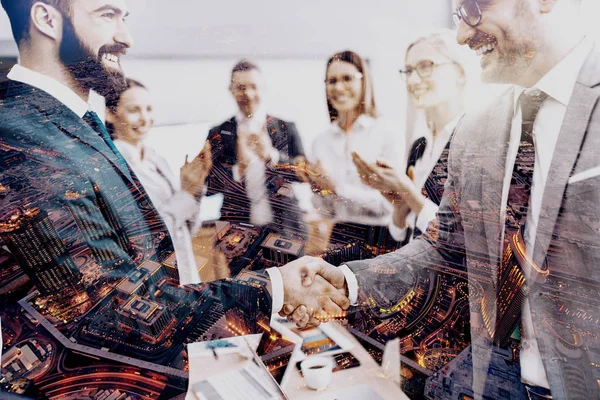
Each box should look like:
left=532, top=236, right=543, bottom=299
left=484, top=88, right=548, bottom=347
left=83, top=110, right=134, bottom=182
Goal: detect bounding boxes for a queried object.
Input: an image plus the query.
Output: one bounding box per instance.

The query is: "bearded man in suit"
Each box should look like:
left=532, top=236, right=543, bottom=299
left=280, top=0, right=600, bottom=398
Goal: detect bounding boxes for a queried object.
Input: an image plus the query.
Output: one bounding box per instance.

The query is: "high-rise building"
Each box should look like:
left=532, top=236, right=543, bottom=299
left=0, top=208, right=83, bottom=298
left=64, top=190, right=130, bottom=271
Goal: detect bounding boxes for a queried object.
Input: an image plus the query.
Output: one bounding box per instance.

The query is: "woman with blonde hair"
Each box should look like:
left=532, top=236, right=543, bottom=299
left=299, top=50, right=404, bottom=230
left=354, top=30, right=477, bottom=243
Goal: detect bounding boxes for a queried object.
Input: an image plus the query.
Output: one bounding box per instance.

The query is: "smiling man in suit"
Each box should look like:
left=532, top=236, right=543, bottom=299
left=206, top=60, right=306, bottom=237
left=281, top=0, right=600, bottom=398
left=0, top=1, right=348, bottom=397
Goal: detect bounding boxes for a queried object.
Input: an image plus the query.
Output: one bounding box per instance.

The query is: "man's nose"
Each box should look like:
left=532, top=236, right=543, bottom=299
left=115, top=21, right=134, bottom=49
left=456, top=21, right=476, bottom=47
left=407, top=70, right=422, bottom=85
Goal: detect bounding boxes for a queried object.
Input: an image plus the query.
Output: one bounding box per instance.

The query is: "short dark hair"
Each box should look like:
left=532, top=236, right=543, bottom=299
left=1, top=0, right=71, bottom=46
left=231, top=59, right=260, bottom=80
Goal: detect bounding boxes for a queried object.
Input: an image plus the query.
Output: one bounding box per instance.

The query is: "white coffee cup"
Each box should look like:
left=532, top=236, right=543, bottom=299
left=300, top=356, right=334, bottom=390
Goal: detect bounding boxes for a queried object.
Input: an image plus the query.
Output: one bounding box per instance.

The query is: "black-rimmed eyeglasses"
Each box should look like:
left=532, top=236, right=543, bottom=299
left=399, top=60, right=454, bottom=80
left=452, top=1, right=482, bottom=28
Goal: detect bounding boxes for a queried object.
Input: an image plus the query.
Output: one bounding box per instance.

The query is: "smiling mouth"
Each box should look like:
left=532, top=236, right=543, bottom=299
left=102, top=53, right=120, bottom=65
left=472, top=42, right=497, bottom=57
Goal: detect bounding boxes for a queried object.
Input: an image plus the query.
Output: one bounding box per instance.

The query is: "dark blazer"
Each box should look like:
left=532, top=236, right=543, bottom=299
left=347, top=50, right=600, bottom=399
left=206, top=116, right=306, bottom=237
left=0, top=81, right=271, bottom=396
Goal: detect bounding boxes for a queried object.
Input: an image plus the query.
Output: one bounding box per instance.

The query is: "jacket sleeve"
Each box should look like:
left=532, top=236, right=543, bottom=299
left=345, top=126, right=468, bottom=308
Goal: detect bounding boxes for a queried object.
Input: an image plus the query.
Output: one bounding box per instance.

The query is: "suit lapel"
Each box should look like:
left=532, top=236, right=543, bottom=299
left=533, top=82, right=600, bottom=269
left=13, top=82, right=138, bottom=188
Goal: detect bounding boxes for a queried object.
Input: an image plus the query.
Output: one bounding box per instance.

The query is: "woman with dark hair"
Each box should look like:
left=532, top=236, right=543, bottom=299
left=298, top=50, right=404, bottom=229
left=107, top=79, right=213, bottom=284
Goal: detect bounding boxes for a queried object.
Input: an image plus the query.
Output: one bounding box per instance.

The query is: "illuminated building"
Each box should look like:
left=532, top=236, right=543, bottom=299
left=117, top=295, right=174, bottom=338
left=116, top=260, right=165, bottom=298
left=64, top=190, right=131, bottom=270
left=0, top=208, right=84, bottom=298
left=261, top=233, right=303, bottom=265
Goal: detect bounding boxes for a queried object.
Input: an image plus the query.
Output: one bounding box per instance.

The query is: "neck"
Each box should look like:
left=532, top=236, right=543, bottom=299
left=424, top=99, right=463, bottom=136
left=336, top=109, right=360, bottom=133
left=19, top=49, right=90, bottom=102
left=119, top=136, right=144, bottom=157
left=517, top=26, right=584, bottom=88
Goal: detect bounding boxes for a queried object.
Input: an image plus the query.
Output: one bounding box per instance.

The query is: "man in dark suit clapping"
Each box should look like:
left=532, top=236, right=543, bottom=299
left=206, top=60, right=306, bottom=237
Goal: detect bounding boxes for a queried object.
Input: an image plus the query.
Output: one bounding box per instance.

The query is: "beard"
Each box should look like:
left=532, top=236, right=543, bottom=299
left=59, top=16, right=128, bottom=102
left=481, top=4, right=541, bottom=84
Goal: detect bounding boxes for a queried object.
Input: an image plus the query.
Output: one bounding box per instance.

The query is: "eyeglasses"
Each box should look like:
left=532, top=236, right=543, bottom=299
left=399, top=60, right=454, bottom=79
left=452, top=0, right=483, bottom=28
left=325, top=72, right=363, bottom=86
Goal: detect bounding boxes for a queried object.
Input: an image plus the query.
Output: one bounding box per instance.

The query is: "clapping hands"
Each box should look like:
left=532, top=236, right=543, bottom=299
left=278, top=256, right=349, bottom=328
left=181, top=140, right=213, bottom=197
left=294, top=156, right=336, bottom=195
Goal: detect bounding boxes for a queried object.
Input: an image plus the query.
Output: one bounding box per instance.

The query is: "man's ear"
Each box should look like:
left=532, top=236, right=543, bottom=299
left=30, top=2, right=63, bottom=41
left=538, top=0, right=558, bottom=14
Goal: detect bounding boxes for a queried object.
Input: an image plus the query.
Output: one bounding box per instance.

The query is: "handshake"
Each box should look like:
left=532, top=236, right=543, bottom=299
left=278, top=256, right=351, bottom=328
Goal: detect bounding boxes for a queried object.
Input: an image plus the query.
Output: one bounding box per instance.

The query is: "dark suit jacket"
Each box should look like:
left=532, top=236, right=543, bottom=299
left=0, top=81, right=271, bottom=396
left=347, top=50, right=600, bottom=399
left=206, top=116, right=306, bottom=237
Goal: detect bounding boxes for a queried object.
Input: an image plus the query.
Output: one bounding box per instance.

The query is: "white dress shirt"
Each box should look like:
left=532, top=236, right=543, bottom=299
left=311, top=115, right=405, bottom=226
left=114, top=140, right=204, bottom=285
left=389, top=115, right=462, bottom=241
left=8, top=64, right=90, bottom=118
left=231, top=106, right=278, bottom=226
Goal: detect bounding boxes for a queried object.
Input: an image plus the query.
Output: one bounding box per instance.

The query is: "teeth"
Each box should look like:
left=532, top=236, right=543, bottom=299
left=103, top=53, right=118, bottom=63
left=474, top=42, right=496, bottom=56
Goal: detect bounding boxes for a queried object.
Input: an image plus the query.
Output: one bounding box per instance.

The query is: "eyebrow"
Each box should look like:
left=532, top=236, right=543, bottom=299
left=92, top=5, right=130, bottom=18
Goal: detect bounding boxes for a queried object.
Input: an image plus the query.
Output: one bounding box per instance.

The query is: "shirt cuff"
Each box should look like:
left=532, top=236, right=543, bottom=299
left=232, top=163, right=242, bottom=183
left=388, top=221, right=408, bottom=242
left=415, top=200, right=439, bottom=233
left=266, top=267, right=284, bottom=314
left=338, top=265, right=358, bottom=305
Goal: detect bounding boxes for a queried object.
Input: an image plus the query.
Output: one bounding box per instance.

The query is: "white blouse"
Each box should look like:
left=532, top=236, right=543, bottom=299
left=311, top=115, right=405, bottom=226
left=114, top=139, right=203, bottom=284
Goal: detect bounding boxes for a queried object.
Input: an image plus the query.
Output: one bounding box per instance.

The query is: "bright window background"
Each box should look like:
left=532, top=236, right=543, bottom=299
left=1, top=0, right=599, bottom=172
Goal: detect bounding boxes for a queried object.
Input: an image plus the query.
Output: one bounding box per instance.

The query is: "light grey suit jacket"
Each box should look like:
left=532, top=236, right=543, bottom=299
left=347, top=49, right=600, bottom=399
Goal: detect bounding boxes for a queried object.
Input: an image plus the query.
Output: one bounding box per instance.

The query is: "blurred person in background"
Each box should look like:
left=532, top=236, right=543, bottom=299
left=107, top=78, right=213, bottom=284
left=206, top=59, right=306, bottom=237
left=354, top=30, right=475, bottom=244
left=297, top=50, right=404, bottom=250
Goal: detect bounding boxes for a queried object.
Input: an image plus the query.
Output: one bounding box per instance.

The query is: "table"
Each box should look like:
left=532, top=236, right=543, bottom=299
left=281, top=322, right=409, bottom=400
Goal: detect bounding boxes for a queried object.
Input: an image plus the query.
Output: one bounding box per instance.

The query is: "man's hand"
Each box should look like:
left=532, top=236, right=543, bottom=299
left=278, top=256, right=349, bottom=328
left=247, top=131, right=275, bottom=164
left=181, top=141, right=212, bottom=197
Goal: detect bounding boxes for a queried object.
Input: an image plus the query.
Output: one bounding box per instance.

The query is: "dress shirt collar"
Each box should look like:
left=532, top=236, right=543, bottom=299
left=330, top=114, right=375, bottom=136
left=7, top=64, right=91, bottom=118
left=440, top=114, right=462, bottom=141
left=513, top=37, right=594, bottom=113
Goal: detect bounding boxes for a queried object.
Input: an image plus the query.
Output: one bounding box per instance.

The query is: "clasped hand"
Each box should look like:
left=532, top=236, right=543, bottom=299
left=279, top=256, right=350, bottom=328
